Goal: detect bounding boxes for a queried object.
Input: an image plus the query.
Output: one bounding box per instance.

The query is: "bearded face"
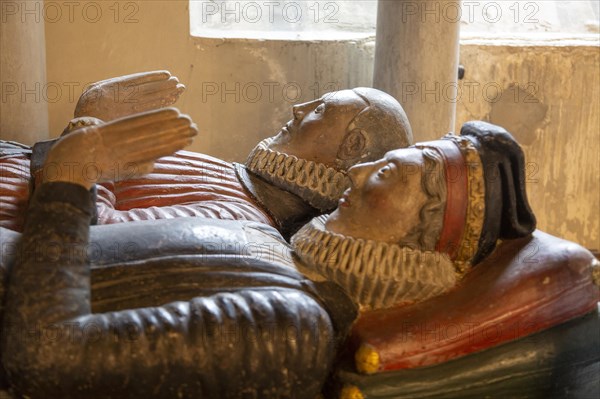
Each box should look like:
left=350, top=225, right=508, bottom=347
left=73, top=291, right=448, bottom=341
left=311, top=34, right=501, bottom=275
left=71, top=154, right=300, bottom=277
left=244, top=90, right=367, bottom=210
left=245, top=88, right=413, bottom=212
left=265, top=90, right=369, bottom=167
left=245, top=138, right=350, bottom=211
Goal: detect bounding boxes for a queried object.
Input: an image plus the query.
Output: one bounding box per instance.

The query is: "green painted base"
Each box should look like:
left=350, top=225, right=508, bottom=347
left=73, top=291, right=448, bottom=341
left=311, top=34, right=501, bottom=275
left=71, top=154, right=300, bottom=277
left=334, top=305, right=600, bottom=399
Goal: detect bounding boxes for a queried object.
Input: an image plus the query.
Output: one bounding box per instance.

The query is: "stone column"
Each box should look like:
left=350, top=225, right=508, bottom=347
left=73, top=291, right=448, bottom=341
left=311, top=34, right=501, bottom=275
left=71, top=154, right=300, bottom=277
left=374, top=0, right=461, bottom=141
left=1, top=0, right=49, bottom=144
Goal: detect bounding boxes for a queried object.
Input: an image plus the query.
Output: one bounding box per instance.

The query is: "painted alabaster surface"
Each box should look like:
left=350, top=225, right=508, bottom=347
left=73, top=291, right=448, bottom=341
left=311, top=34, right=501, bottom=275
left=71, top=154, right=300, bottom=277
left=0, top=72, right=598, bottom=398
left=1, top=115, right=598, bottom=399
left=21, top=71, right=414, bottom=238
left=293, top=123, right=536, bottom=310
left=73, top=71, right=185, bottom=123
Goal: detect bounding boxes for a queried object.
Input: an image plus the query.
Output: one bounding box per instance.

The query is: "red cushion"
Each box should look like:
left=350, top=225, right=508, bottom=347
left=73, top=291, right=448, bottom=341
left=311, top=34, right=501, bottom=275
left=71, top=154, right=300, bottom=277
left=351, top=231, right=600, bottom=371
left=96, top=150, right=274, bottom=226
left=0, top=149, right=274, bottom=232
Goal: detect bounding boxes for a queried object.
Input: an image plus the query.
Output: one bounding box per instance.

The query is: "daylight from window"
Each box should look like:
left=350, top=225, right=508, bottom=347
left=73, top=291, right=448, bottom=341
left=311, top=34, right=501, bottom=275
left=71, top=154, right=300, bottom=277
left=190, top=0, right=378, bottom=40
left=460, top=0, right=599, bottom=40
left=190, top=1, right=600, bottom=41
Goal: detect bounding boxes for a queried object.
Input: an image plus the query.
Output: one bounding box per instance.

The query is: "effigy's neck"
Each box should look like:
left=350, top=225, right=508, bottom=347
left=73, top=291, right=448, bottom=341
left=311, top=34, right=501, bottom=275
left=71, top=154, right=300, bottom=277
left=291, top=216, right=458, bottom=311
left=244, top=138, right=350, bottom=212
left=234, top=162, right=320, bottom=239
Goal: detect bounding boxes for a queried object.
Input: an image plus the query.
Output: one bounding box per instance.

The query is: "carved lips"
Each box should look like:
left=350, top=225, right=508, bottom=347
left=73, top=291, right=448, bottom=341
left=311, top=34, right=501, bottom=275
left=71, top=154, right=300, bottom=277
left=339, top=189, right=352, bottom=208
left=276, top=122, right=295, bottom=143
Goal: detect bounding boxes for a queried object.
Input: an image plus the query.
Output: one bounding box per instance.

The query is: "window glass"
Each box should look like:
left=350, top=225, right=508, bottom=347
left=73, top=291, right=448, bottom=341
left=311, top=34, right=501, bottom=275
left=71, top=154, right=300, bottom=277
left=190, top=1, right=599, bottom=41
left=190, top=0, right=378, bottom=40
left=460, top=1, right=599, bottom=38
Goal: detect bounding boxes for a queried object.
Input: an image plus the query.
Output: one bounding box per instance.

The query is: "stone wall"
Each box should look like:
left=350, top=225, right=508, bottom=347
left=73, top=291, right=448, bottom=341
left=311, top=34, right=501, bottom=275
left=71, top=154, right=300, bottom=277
left=4, top=0, right=596, bottom=249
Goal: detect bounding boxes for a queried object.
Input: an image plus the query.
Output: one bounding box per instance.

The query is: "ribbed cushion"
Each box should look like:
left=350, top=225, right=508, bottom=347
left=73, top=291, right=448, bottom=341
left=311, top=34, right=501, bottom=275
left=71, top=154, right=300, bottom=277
left=0, top=145, right=275, bottom=232
left=96, top=150, right=274, bottom=226
left=0, top=154, right=29, bottom=232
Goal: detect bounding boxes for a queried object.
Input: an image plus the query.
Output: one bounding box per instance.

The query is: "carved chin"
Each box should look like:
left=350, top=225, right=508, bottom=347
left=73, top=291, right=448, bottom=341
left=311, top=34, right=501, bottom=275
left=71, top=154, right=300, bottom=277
left=291, top=216, right=458, bottom=310
left=245, top=138, right=350, bottom=212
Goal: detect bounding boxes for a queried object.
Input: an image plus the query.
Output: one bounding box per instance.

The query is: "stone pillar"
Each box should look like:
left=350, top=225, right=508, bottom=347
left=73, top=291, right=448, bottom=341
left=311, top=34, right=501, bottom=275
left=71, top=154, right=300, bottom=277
left=1, top=0, right=49, bottom=144
left=374, top=0, right=461, bottom=141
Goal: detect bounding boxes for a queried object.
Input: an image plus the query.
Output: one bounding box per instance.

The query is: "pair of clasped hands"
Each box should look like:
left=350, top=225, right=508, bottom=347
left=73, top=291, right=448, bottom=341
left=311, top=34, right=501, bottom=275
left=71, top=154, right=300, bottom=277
left=45, top=71, right=198, bottom=190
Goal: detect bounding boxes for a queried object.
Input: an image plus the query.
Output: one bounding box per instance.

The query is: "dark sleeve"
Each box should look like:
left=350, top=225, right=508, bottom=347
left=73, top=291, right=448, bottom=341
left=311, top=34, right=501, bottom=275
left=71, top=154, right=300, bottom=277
left=30, top=139, right=99, bottom=224
left=1, top=182, right=335, bottom=399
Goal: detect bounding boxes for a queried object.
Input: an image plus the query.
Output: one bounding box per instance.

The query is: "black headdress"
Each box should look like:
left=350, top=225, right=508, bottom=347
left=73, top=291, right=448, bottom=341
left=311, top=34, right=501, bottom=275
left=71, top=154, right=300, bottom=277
left=461, top=121, right=536, bottom=264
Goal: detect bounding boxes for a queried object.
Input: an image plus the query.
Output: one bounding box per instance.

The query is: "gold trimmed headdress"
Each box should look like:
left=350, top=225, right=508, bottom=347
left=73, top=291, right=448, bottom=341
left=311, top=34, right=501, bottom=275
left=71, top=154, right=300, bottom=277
left=416, top=121, right=536, bottom=269
left=415, top=134, right=485, bottom=272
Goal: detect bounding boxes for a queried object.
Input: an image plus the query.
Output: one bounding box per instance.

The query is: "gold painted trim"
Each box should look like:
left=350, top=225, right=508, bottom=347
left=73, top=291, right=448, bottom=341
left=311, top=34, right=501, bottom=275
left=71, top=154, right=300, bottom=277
left=443, top=135, right=486, bottom=271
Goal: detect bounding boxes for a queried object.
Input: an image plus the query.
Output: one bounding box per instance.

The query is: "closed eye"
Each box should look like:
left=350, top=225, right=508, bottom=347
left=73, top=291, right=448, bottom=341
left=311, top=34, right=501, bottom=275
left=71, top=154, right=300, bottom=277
left=377, top=163, right=396, bottom=179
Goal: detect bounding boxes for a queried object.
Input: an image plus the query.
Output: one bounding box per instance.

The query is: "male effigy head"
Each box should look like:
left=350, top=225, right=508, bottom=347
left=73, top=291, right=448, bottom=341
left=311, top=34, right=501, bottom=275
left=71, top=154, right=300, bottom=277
left=245, top=88, right=412, bottom=211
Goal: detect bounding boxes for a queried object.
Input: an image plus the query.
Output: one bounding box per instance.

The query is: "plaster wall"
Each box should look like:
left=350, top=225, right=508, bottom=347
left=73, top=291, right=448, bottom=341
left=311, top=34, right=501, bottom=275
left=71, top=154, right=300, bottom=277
left=0, top=0, right=49, bottom=143
left=36, top=1, right=600, bottom=249
left=42, top=0, right=374, bottom=160
left=455, top=42, right=600, bottom=251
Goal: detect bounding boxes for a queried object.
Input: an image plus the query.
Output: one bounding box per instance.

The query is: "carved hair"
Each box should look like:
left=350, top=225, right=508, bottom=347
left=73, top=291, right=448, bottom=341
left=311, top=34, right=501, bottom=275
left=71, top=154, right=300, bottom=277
left=334, top=88, right=413, bottom=170
left=401, top=148, right=447, bottom=251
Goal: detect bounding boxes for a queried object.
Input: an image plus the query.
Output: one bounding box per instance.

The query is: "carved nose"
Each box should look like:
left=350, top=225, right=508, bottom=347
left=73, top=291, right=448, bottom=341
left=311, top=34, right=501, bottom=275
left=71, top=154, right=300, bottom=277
left=292, top=99, right=322, bottom=122
left=292, top=105, right=305, bottom=121
left=348, top=162, right=373, bottom=188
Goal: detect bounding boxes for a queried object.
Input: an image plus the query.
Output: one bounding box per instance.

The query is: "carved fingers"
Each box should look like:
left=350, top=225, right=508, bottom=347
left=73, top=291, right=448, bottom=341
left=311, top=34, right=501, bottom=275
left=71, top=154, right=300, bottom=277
left=100, top=108, right=197, bottom=167
left=44, top=108, right=198, bottom=190
left=61, top=116, right=105, bottom=136
left=74, top=71, right=186, bottom=122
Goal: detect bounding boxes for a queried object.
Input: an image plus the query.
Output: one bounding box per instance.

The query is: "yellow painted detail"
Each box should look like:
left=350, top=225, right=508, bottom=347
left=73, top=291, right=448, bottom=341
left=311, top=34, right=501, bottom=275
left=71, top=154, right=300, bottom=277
left=340, top=385, right=365, bottom=399
left=355, top=344, right=380, bottom=374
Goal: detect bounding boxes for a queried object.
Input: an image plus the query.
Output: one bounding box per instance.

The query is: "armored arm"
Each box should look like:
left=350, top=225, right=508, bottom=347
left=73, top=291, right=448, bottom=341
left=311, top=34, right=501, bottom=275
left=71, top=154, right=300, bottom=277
left=2, top=181, right=336, bottom=399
